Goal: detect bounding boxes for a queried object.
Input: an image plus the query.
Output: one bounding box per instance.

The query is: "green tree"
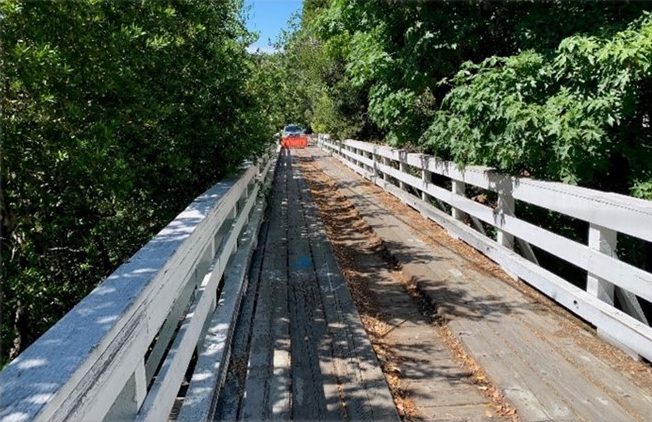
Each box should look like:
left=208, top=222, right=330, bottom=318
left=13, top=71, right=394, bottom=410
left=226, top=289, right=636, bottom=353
left=305, top=0, right=648, bottom=145
left=0, top=0, right=271, bottom=364
left=423, top=12, right=652, bottom=197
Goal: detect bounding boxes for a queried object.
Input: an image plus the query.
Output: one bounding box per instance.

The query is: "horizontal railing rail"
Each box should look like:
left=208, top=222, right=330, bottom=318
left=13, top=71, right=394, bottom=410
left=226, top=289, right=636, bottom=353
left=0, top=146, right=279, bottom=422
left=318, top=135, right=652, bottom=361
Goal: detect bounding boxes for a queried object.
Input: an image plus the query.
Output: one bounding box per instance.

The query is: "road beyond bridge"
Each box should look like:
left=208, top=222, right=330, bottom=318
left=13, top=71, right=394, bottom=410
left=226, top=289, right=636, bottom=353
left=1, top=142, right=652, bottom=421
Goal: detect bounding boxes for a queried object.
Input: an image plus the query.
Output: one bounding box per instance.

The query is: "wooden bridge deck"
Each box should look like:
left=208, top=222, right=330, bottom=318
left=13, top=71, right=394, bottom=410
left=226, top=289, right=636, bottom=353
left=212, top=149, right=398, bottom=421
left=4, top=144, right=652, bottom=421
left=207, top=146, right=652, bottom=421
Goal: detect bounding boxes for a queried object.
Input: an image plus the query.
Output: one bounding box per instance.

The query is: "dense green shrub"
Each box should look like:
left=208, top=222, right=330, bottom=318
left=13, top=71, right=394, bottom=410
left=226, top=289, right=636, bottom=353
left=0, top=0, right=271, bottom=364
left=307, top=0, right=648, bottom=145
left=423, top=13, right=652, bottom=195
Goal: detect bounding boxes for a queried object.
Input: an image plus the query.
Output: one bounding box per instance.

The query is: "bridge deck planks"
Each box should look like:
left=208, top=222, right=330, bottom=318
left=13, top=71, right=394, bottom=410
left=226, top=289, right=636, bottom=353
left=286, top=151, right=331, bottom=420
left=267, top=151, right=292, bottom=420
left=295, top=163, right=397, bottom=421
left=219, top=149, right=397, bottom=421
left=310, top=146, right=652, bottom=422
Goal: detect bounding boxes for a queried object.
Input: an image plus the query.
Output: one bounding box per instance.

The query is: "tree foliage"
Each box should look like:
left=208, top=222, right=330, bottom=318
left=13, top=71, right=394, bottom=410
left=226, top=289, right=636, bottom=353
left=424, top=13, right=652, bottom=195
left=0, top=0, right=272, bottom=363
left=281, top=0, right=651, bottom=196
left=274, top=0, right=652, bottom=288
left=305, top=0, right=647, bottom=144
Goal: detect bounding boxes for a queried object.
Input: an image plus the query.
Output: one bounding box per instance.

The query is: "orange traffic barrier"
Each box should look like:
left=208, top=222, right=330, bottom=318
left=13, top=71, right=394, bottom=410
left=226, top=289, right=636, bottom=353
left=281, top=135, right=308, bottom=149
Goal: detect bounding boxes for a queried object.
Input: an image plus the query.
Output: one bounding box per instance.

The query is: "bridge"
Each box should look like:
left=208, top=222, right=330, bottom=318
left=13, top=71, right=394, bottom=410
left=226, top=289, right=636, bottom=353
left=1, top=137, right=652, bottom=421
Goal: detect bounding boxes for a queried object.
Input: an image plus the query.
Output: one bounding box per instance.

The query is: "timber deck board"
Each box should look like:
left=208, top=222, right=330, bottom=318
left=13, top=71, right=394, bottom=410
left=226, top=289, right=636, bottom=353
left=239, top=155, right=283, bottom=421
left=309, top=146, right=652, bottom=422
left=268, top=151, right=292, bottom=420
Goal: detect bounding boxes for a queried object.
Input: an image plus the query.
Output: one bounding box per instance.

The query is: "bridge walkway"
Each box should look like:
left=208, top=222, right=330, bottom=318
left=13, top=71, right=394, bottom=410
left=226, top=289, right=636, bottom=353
left=213, top=149, right=398, bottom=421
left=287, top=146, right=652, bottom=422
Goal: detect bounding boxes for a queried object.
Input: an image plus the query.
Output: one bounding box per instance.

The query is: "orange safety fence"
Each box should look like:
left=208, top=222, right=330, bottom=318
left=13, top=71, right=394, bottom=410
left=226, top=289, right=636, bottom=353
left=281, top=135, right=308, bottom=149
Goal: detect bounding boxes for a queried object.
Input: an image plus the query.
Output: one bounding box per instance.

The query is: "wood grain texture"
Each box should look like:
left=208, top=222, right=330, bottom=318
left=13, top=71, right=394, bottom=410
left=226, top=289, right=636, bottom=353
left=176, top=154, right=276, bottom=421
left=237, top=149, right=397, bottom=421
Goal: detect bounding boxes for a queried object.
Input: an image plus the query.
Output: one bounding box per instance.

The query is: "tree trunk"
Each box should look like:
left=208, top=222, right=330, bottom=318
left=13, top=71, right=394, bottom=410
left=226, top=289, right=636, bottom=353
left=9, top=299, right=27, bottom=360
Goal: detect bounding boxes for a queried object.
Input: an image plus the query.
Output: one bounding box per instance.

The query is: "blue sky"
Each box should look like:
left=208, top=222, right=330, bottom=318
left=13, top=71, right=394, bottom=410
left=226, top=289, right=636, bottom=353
left=245, top=0, right=302, bottom=53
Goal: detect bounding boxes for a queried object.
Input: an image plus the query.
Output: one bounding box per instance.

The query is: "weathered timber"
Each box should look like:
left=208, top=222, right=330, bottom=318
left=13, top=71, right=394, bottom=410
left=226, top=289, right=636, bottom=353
left=313, top=145, right=652, bottom=422
left=319, top=137, right=652, bottom=360
left=267, top=150, right=292, bottom=420
left=0, top=148, right=277, bottom=422
left=176, top=152, right=276, bottom=421
left=237, top=149, right=397, bottom=421
left=240, top=154, right=288, bottom=421
left=295, top=163, right=398, bottom=421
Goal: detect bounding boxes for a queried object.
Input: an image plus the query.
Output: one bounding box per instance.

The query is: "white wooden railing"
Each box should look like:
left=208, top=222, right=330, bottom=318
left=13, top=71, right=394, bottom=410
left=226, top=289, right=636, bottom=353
left=0, top=146, right=279, bottom=422
left=318, top=136, right=652, bottom=361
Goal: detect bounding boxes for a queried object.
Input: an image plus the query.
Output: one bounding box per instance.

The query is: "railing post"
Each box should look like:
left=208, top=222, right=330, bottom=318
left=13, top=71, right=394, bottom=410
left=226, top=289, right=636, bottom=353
left=325, top=136, right=332, bottom=156
left=372, top=146, right=378, bottom=180
left=586, top=224, right=645, bottom=359
left=106, top=359, right=147, bottom=420
left=242, top=185, right=250, bottom=225
left=256, top=161, right=263, bottom=182
left=587, top=224, right=616, bottom=305
left=382, top=156, right=389, bottom=182
left=399, top=150, right=407, bottom=192
left=421, top=155, right=431, bottom=202
left=451, top=180, right=465, bottom=222
left=496, top=193, right=515, bottom=250
left=366, top=150, right=372, bottom=175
